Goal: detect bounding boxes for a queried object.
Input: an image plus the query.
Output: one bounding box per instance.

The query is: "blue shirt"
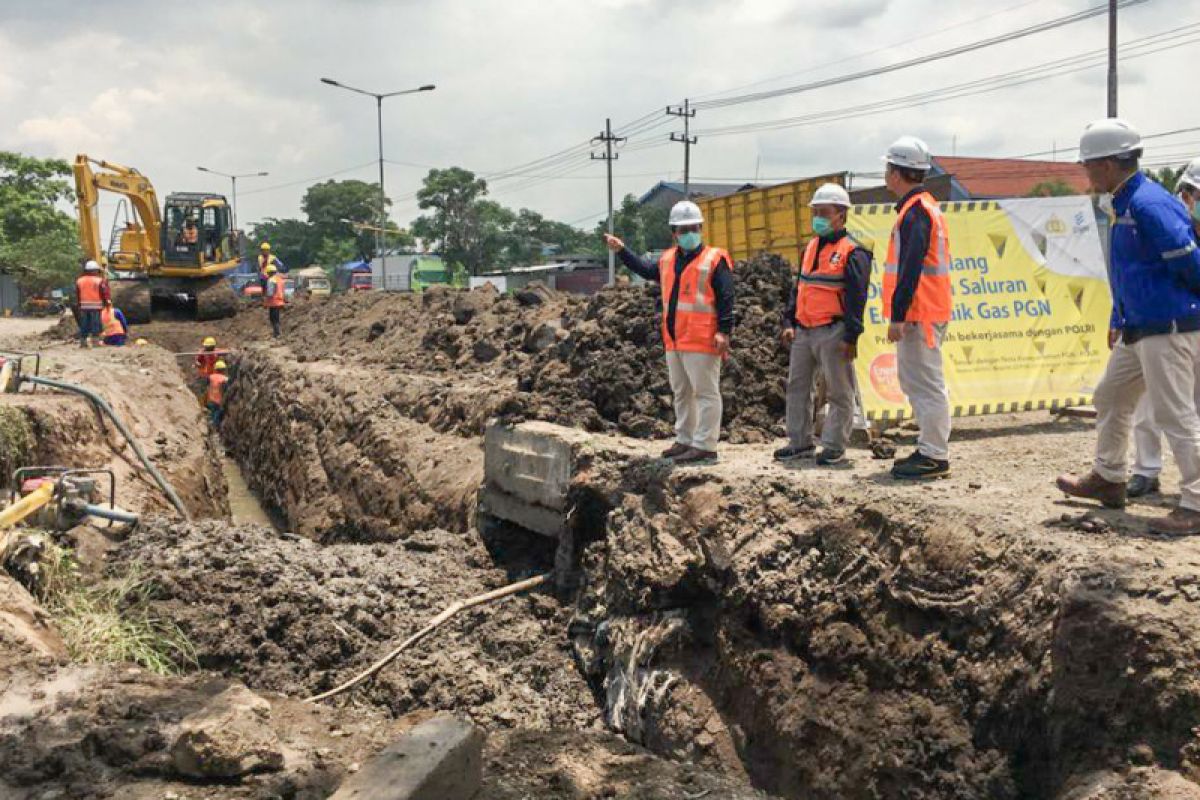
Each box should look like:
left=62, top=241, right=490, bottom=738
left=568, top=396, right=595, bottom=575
left=1110, top=171, right=1200, bottom=341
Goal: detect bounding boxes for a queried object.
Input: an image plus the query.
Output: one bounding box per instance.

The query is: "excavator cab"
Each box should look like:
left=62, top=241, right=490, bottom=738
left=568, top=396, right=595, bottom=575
left=163, top=194, right=236, bottom=268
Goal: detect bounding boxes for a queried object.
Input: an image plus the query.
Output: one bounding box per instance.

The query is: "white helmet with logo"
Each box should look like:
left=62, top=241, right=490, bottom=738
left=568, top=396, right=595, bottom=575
left=883, top=136, right=932, bottom=170
left=809, top=183, right=851, bottom=208
left=1078, top=118, right=1142, bottom=163
left=668, top=200, right=704, bottom=227
left=83, top=260, right=101, bottom=272
left=1179, top=156, right=1200, bottom=192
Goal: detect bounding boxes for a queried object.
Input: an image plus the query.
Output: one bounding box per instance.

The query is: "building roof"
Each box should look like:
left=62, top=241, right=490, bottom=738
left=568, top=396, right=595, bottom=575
left=638, top=181, right=756, bottom=205
left=930, top=156, right=1090, bottom=198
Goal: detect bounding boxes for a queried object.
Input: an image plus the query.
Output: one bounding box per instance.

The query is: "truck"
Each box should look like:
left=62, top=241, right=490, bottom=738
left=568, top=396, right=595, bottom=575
left=334, top=261, right=374, bottom=293
left=292, top=266, right=331, bottom=298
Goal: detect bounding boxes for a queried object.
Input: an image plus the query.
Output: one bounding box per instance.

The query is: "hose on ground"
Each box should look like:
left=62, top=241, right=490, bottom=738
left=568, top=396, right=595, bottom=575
left=306, top=572, right=551, bottom=703
left=21, top=375, right=192, bottom=520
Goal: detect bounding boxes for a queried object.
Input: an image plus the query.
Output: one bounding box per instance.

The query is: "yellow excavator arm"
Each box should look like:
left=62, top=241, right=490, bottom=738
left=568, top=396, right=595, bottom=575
left=73, top=154, right=163, bottom=272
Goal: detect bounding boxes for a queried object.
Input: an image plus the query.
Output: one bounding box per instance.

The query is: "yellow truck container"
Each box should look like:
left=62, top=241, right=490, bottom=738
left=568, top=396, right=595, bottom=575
left=696, top=172, right=848, bottom=268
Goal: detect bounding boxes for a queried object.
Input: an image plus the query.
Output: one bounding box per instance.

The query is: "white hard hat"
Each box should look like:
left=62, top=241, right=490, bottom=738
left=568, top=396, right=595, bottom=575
left=809, top=183, right=851, bottom=208
left=83, top=260, right=101, bottom=272
left=668, top=200, right=704, bottom=227
left=882, top=135, right=932, bottom=171
left=1078, top=118, right=1142, bottom=163
left=1179, top=156, right=1200, bottom=192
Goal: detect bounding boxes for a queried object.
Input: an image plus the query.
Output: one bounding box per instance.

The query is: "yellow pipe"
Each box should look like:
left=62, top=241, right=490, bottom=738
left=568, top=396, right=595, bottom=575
left=0, top=482, right=55, bottom=530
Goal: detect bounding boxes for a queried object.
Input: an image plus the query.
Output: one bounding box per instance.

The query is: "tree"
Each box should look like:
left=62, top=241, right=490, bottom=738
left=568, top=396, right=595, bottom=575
left=594, top=195, right=673, bottom=255
left=504, top=208, right=597, bottom=266
left=1145, top=167, right=1184, bottom=194
left=250, top=217, right=318, bottom=268
left=1027, top=180, right=1078, bottom=198
left=302, top=179, right=389, bottom=257
left=0, top=151, right=81, bottom=291
left=314, top=237, right=359, bottom=269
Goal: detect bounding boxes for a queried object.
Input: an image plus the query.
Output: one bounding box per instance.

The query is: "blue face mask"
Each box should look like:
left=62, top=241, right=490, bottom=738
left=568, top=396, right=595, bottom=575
left=812, top=216, right=834, bottom=238
left=676, top=232, right=702, bottom=251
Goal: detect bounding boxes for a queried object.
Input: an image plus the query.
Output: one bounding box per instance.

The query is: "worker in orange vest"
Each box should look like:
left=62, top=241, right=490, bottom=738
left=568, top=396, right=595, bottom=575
left=263, top=263, right=286, bottom=337
left=881, top=136, right=953, bottom=480
left=258, top=242, right=280, bottom=289
left=74, top=260, right=111, bottom=349
left=99, top=301, right=128, bottom=346
left=775, top=183, right=872, bottom=467
left=604, top=200, right=734, bottom=464
left=206, top=360, right=229, bottom=426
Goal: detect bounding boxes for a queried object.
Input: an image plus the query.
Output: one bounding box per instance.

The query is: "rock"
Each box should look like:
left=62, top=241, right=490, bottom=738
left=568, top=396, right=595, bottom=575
left=523, top=321, right=562, bottom=353
left=452, top=287, right=496, bottom=325
left=0, top=574, right=67, bottom=659
left=366, top=321, right=387, bottom=342
left=514, top=282, right=553, bottom=307
left=472, top=339, right=502, bottom=363
left=170, top=684, right=284, bottom=779
left=330, top=715, right=483, bottom=800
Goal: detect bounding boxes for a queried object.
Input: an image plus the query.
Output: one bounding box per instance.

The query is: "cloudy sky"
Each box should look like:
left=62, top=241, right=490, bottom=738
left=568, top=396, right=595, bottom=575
left=1, top=0, right=1196, bottom=237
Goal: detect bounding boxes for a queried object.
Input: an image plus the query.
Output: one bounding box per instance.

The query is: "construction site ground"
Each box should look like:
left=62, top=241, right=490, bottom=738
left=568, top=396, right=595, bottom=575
left=5, top=269, right=1200, bottom=799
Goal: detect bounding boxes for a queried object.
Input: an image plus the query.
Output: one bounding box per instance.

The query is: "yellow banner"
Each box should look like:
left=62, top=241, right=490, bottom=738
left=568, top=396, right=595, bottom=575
left=846, top=197, right=1111, bottom=421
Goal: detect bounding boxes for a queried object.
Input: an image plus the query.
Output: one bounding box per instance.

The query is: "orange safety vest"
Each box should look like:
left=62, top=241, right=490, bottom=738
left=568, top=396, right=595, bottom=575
left=795, top=235, right=859, bottom=329
left=206, top=373, right=228, bottom=406
left=882, top=191, right=952, bottom=342
left=100, top=307, right=124, bottom=338
left=264, top=274, right=286, bottom=308
left=658, top=245, right=732, bottom=355
left=76, top=274, right=106, bottom=310
left=195, top=351, right=218, bottom=377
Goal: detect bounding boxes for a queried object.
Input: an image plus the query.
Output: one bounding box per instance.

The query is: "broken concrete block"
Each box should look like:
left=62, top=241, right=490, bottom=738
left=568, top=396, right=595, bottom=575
left=170, top=683, right=283, bottom=778
left=330, top=715, right=483, bottom=800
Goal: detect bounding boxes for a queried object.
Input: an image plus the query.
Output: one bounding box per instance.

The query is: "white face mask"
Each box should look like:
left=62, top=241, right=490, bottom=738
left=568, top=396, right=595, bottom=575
left=1098, top=193, right=1115, bottom=216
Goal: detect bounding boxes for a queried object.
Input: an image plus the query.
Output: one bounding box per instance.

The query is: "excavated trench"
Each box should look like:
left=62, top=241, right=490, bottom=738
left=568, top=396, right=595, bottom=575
left=188, top=343, right=1200, bottom=800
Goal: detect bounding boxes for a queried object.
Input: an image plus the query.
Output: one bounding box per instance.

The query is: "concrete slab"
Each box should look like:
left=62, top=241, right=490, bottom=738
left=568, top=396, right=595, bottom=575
left=484, top=420, right=592, bottom=511
left=330, top=715, right=483, bottom=800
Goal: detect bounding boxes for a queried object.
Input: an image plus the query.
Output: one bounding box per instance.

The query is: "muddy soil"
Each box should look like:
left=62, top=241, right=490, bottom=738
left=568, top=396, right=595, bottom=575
left=166, top=254, right=795, bottom=442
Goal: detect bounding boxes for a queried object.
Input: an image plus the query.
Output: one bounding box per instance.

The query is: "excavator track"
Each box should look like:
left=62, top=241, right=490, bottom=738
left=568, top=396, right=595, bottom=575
left=194, top=276, right=240, bottom=321
left=110, top=280, right=152, bottom=325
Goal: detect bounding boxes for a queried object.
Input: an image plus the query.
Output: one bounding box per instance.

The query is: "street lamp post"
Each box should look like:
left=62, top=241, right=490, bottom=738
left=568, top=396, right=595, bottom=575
left=195, top=167, right=269, bottom=232
left=320, top=77, right=435, bottom=290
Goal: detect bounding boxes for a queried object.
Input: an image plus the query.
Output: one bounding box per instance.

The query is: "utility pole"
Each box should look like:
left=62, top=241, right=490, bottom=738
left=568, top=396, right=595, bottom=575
left=1107, top=0, right=1118, bottom=117
left=196, top=167, right=268, bottom=233
left=667, top=99, right=698, bottom=197
left=592, top=118, right=626, bottom=287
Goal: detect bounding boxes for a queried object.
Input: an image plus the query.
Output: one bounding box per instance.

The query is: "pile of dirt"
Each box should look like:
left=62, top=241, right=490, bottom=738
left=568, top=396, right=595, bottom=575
left=557, top=438, right=1200, bottom=800
left=113, top=517, right=599, bottom=733
left=210, top=254, right=795, bottom=443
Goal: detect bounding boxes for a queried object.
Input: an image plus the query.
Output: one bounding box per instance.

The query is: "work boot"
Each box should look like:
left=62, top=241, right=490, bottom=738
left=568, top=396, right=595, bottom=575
left=892, top=453, right=950, bottom=480
left=1127, top=474, right=1161, bottom=498
left=660, top=442, right=691, bottom=459
left=1055, top=471, right=1126, bottom=509
left=816, top=448, right=847, bottom=466
left=674, top=447, right=718, bottom=464
left=773, top=445, right=815, bottom=462
left=1148, top=506, right=1200, bottom=537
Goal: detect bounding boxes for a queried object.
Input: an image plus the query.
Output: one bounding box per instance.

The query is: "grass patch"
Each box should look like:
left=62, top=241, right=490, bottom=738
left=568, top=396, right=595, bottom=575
left=0, top=405, right=34, bottom=479
left=33, top=544, right=197, bottom=675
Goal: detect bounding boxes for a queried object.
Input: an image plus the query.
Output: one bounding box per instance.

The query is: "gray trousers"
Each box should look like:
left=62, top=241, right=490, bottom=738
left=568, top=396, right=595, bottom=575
left=785, top=323, right=856, bottom=451
left=896, top=322, right=952, bottom=460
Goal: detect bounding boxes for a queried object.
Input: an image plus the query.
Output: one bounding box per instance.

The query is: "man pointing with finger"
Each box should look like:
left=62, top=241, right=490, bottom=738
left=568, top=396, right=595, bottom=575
left=604, top=200, right=735, bottom=464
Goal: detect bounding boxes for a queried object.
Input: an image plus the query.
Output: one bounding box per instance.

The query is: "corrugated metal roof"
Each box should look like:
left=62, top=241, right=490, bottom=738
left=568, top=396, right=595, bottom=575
left=931, top=156, right=1091, bottom=198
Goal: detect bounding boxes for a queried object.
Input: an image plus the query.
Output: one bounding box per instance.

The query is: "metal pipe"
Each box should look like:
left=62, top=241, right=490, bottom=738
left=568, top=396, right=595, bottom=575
left=0, top=482, right=55, bottom=529
left=66, top=500, right=140, bottom=525
left=21, top=375, right=191, bottom=520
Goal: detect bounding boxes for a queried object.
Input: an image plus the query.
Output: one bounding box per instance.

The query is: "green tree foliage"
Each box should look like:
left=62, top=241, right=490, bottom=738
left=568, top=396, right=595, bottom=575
left=1026, top=180, right=1078, bottom=198
left=249, top=179, right=413, bottom=268
left=0, top=152, right=81, bottom=292
left=1145, top=166, right=1184, bottom=194
left=594, top=194, right=673, bottom=254
left=411, top=167, right=601, bottom=274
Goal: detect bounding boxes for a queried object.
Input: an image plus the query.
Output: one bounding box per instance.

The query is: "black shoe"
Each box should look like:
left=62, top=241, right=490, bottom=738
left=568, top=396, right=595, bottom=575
left=1127, top=474, right=1160, bottom=498
left=774, top=445, right=815, bottom=462
left=816, top=448, right=847, bottom=466
left=892, top=454, right=950, bottom=480
left=893, top=449, right=922, bottom=465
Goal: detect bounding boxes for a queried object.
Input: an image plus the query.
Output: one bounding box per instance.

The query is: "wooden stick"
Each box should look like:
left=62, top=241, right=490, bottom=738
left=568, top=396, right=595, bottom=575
left=305, top=572, right=551, bottom=703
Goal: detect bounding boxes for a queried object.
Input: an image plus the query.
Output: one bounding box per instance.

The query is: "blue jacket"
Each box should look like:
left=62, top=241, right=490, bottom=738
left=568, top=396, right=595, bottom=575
left=1110, top=171, right=1200, bottom=339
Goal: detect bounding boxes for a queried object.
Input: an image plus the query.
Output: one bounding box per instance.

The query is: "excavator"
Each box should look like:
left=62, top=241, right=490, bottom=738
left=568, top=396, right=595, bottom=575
left=73, top=155, right=240, bottom=323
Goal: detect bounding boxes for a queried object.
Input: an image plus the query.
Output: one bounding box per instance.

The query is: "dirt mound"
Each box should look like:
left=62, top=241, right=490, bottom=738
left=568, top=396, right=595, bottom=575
left=113, top=517, right=598, bottom=733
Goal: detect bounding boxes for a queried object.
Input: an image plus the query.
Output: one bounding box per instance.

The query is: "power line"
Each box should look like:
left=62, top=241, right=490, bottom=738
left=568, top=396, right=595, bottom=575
left=666, top=99, right=697, bottom=196
left=238, top=161, right=377, bottom=196
left=693, top=0, right=1147, bottom=110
